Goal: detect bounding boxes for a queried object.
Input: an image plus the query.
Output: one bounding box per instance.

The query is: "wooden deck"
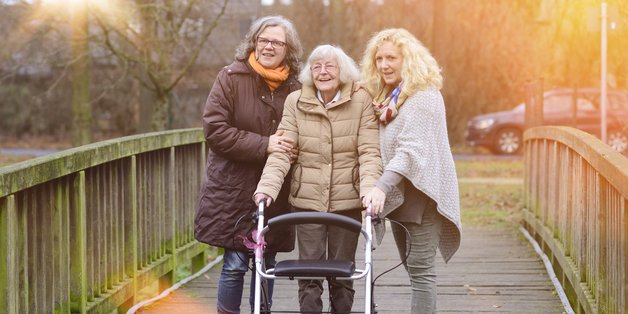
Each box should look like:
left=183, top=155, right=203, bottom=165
left=138, top=227, right=564, bottom=313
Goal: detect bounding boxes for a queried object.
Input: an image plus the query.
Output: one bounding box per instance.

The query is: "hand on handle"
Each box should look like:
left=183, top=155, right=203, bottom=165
left=362, top=186, right=385, bottom=215
left=254, top=193, right=273, bottom=206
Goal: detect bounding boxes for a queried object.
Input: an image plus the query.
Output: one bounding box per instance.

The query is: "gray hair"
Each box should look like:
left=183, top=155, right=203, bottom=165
left=234, top=15, right=303, bottom=76
left=299, top=45, right=361, bottom=87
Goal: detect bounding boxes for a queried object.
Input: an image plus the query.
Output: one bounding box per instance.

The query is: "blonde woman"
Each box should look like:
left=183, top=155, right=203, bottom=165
left=361, top=28, right=462, bottom=313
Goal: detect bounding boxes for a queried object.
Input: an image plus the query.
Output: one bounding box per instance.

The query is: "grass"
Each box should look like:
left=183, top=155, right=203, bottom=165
left=455, top=159, right=525, bottom=229
left=459, top=182, right=523, bottom=229
left=455, top=159, right=524, bottom=178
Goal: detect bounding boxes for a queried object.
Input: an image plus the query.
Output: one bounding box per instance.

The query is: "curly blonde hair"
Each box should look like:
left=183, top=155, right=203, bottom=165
left=360, top=28, right=442, bottom=97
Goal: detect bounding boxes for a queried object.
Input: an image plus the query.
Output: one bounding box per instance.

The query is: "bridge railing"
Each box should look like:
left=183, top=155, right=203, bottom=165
left=523, top=126, right=627, bottom=314
left=0, top=128, right=212, bottom=314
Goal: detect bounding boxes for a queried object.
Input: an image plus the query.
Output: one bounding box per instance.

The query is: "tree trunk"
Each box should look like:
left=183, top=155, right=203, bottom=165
left=138, top=0, right=157, bottom=132
left=71, top=2, right=92, bottom=146
left=150, top=92, right=170, bottom=131
left=139, top=73, right=157, bottom=132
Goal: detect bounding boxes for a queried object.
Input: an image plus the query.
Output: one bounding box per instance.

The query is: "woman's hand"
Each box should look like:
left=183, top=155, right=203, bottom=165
left=254, top=193, right=273, bottom=206
left=267, top=130, right=294, bottom=154
left=362, top=186, right=386, bottom=215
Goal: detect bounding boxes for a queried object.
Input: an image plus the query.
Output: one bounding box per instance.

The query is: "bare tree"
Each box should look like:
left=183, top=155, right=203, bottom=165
left=2, top=0, right=625, bottom=145
left=0, top=1, right=76, bottom=141
left=92, top=0, right=228, bottom=131
left=1, top=0, right=230, bottom=142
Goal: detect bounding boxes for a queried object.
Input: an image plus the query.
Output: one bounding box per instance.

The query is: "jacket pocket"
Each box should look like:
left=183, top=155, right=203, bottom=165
left=290, top=164, right=303, bottom=197
left=352, top=164, right=360, bottom=194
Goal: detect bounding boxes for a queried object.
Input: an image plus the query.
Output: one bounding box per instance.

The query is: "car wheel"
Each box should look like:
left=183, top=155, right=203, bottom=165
left=492, top=128, right=522, bottom=155
left=607, top=129, right=628, bottom=154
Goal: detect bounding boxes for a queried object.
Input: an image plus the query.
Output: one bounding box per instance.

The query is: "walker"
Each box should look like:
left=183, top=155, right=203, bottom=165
left=252, top=202, right=375, bottom=314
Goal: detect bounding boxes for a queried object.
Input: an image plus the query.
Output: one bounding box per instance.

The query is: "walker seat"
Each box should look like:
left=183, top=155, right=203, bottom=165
left=274, top=259, right=355, bottom=278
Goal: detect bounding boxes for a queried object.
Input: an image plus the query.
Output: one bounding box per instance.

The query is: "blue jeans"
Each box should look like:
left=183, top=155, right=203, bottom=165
left=217, top=249, right=277, bottom=314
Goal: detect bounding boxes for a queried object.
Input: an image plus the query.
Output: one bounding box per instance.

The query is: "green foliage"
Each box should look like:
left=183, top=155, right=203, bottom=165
left=175, top=262, right=193, bottom=283
left=0, top=84, right=42, bottom=135
left=0, top=82, right=72, bottom=138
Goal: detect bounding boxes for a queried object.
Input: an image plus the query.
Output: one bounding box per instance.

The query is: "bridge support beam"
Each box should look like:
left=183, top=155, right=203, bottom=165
left=1, top=195, right=21, bottom=314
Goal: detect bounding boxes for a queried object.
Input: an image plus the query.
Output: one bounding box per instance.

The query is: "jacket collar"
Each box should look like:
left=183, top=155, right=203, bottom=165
left=224, top=60, right=250, bottom=74
left=298, top=82, right=355, bottom=112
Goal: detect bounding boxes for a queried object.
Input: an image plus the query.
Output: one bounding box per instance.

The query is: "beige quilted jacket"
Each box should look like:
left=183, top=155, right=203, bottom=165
left=255, top=82, right=382, bottom=212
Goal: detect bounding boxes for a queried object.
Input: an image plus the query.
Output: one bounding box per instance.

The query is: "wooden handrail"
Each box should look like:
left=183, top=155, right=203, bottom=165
left=0, top=128, right=214, bottom=314
left=523, top=126, right=627, bottom=314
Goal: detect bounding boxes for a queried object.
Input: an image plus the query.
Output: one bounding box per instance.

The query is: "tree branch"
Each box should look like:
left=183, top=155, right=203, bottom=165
left=166, top=0, right=227, bottom=92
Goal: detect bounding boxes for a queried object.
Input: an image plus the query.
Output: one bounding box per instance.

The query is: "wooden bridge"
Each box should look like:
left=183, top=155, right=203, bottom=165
left=1, top=126, right=626, bottom=313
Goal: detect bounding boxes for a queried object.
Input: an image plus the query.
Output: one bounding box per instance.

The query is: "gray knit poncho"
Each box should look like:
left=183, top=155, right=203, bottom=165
left=376, top=88, right=462, bottom=263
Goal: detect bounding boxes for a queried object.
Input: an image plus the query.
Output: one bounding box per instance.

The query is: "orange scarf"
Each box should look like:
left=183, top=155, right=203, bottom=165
left=248, top=52, right=289, bottom=91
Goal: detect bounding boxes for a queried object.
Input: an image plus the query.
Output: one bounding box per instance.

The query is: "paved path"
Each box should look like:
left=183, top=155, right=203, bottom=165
left=137, top=227, right=563, bottom=313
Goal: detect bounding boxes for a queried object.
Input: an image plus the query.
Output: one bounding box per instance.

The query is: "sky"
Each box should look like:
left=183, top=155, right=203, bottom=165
left=261, top=0, right=294, bottom=6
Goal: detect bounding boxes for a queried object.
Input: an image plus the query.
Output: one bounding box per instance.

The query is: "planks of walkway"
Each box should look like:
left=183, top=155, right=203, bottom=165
left=138, top=227, right=564, bottom=313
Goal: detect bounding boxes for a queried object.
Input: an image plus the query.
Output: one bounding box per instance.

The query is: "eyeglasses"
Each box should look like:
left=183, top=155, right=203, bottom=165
left=256, top=37, right=286, bottom=49
left=310, top=63, right=337, bottom=73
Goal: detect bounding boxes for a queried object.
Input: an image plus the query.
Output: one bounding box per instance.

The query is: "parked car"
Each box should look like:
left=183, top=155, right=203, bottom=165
left=465, top=88, right=628, bottom=155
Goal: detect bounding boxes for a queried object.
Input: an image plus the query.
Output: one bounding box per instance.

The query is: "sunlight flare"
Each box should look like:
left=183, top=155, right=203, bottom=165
left=41, top=0, right=118, bottom=15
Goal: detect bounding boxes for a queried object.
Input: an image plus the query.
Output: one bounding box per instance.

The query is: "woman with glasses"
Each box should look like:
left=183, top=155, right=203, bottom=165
left=254, top=45, right=385, bottom=313
left=194, top=15, right=302, bottom=314
left=360, top=28, right=462, bottom=313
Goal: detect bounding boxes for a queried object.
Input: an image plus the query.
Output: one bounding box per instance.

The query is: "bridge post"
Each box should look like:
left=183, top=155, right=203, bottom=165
left=159, top=147, right=177, bottom=293
left=120, top=156, right=139, bottom=313
left=1, top=195, right=21, bottom=314
left=191, top=142, right=210, bottom=274
left=70, top=171, right=88, bottom=313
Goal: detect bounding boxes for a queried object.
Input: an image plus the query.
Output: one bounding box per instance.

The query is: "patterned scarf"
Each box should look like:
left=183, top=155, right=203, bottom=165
left=372, top=82, right=407, bottom=124
left=248, top=52, right=289, bottom=91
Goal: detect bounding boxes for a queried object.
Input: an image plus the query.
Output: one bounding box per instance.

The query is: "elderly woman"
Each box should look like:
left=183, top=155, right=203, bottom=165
left=360, top=28, right=462, bottom=313
left=194, top=16, right=303, bottom=314
left=254, top=44, right=384, bottom=313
